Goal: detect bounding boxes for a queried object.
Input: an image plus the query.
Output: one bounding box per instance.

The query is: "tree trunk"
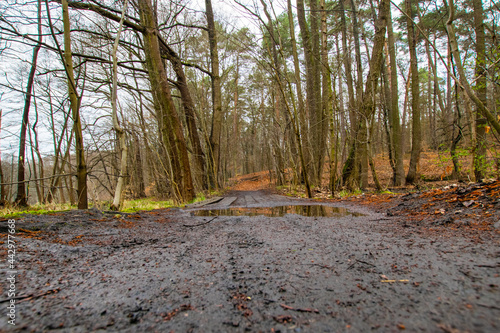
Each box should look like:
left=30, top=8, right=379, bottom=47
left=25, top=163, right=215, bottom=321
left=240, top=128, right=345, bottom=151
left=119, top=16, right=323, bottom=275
left=231, top=55, right=240, bottom=179
left=405, top=0, right=421, bottom=185
left=15, top=0, right=42, bottom=207
left=0, top=110, right=5, bottom=205
left=287, top=0, right=307, bottom=174
left=451, top=83, right=464, bottom=179
left=66, top=151, right=75, bottom=205
left=62, top=0, right=88, bottom=209
left=46, top=109, right=71, bottom=204
left=110, top=0, right=129, bottom=211
left=351, top=0, right=368, bottom=188
left=206, top=0, right=223, bottom=190
left=310, top=0, right=324, bottom=184
left=137, top=0, right=194, bottom=202
left=472, top=0, right=487, bottom=181
left=350, top=0, right=364, bottom=101
left=357, top=0, right=389, bottom=189
left=297, top=0, right=320, bottom=185
left=319, top=0, right=331, bottom=187
left=339, top=0, right=359, bottom=189
left=168, top=50, right=207, bottom=191
left=28, top=112, right=44, bottom=203
left=382, top=51, right=396, bottom=177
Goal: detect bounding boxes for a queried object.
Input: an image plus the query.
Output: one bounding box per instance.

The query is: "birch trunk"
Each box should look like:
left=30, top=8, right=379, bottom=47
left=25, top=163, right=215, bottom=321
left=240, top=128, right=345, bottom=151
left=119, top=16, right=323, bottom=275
left=110, top=0, right=128, bottom=211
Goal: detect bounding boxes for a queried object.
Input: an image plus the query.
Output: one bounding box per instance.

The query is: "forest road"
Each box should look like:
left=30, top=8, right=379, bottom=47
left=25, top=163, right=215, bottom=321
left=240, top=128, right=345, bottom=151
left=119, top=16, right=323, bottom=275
left=1, top=190, right=499, bottom=332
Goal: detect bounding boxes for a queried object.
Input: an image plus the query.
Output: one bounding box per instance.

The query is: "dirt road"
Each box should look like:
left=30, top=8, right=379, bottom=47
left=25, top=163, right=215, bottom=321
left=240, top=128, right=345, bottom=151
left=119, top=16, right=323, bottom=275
left=1, top=190, right=499, bottom=332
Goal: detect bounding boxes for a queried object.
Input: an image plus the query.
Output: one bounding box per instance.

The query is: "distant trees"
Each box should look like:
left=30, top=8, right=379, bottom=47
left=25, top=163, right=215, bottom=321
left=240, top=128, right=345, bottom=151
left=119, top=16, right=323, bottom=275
left=0, top=0, right=499, bottom=208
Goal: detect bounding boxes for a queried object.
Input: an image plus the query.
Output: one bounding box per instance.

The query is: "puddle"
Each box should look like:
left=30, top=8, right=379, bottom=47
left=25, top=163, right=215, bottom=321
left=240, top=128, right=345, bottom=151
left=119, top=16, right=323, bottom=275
left=191, top=205, right=364, bottom=217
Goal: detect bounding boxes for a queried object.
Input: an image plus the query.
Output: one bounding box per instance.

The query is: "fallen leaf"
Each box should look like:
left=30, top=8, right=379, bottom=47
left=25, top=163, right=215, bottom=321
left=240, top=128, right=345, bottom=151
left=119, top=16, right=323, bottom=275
left=273, top=315, right=293, bottom=323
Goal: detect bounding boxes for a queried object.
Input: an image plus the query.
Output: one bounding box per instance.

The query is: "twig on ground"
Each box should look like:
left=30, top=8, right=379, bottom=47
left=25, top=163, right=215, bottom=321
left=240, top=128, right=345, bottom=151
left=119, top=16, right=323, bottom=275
left=280, top=303, right=319, bottom=313
left=183, top=216, right=218, bottom=228
left=0, top=288, right=60, bottom=304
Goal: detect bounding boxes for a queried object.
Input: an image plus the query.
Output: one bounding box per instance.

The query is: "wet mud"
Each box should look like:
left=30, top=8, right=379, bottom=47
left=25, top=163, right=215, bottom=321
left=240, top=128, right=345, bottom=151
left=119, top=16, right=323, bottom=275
left=0, top=191, right=499, bottom=332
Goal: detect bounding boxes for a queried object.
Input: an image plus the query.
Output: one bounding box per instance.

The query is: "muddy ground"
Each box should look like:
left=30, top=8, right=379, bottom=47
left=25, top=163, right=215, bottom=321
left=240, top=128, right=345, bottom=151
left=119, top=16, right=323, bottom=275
left=1, top=186, right=499, bottom=332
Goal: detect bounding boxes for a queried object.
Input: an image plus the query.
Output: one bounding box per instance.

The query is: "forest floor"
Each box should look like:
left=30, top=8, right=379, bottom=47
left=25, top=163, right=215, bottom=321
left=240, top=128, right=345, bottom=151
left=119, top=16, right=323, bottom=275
left=1, top=170, right=500, bottom=332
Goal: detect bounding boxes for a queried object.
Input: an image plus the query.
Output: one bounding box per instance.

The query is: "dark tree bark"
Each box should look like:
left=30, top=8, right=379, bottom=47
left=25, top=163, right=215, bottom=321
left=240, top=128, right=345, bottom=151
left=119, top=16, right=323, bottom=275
left=405, top=0, right=421, bottom=184
left=206, top=0, right=223, bottom=190
left=309, top=0, right=325, bottom=184
left=171, top=59, right=207, bottom=191
left=297, top=0, right=321, bottom=185
left=320, top=0, right=333, bottom=180
left=339, top=0, right=359, bottom=189
left=472, top=0, right=487, bottom=181
left=387, top=7, right=405, bottom=186
left=351, top=0, right=368, bottom=188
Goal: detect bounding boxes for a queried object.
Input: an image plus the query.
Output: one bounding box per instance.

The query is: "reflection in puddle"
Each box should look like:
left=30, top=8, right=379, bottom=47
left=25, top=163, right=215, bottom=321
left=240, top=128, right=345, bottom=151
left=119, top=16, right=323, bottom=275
left=191, top=205, right=364, bottom=217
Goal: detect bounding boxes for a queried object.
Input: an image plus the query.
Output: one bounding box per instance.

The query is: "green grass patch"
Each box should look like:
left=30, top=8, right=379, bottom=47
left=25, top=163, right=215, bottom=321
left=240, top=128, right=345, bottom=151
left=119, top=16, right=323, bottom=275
left=0, top=195, right=199, bottom=217
left=378, top=190, right=394, bottom=194
left=0, top=203, right=76, bottom=219
left=338, top=189, right=363, bottom=198
left=188, top=193, right=206, bottom=205
left=121, top=198, right=175, bottom=213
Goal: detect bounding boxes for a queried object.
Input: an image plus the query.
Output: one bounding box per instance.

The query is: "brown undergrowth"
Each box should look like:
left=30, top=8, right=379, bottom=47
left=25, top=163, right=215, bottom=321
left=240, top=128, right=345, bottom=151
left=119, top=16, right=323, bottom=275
left=228, top=158, right=499, bottom=238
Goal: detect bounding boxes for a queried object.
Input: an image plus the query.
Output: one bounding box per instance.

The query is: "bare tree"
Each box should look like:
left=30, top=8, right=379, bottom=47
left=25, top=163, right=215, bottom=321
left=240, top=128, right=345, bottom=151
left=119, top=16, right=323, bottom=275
left=109, top=0, right=129, bottom=211
left=14, top=0, right=42, bottom=206
left=61, top=0, right=89, bottom=209
left=136, top=0, right=195, bottom=202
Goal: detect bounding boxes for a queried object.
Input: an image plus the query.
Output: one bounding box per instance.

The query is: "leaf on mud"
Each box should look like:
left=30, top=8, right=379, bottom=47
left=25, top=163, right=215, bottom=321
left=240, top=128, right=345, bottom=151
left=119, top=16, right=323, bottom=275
left=437, top=323, right=464, bottom=333
left=397, top=323, right=406, bottom=330
left=162, top=304, right=194, bottom=321
left=434, top=209, right=446, bottom=215
left=462, top=200, right=475, bottom=208
left=273, top=315, right=293, bottom=323
left=357, top=283, right=367, bottom=291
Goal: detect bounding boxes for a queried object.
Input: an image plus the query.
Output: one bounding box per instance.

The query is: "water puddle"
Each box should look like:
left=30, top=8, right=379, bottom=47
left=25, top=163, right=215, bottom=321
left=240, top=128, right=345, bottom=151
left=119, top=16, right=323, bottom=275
left=191, top=205, right=364, bottom=217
